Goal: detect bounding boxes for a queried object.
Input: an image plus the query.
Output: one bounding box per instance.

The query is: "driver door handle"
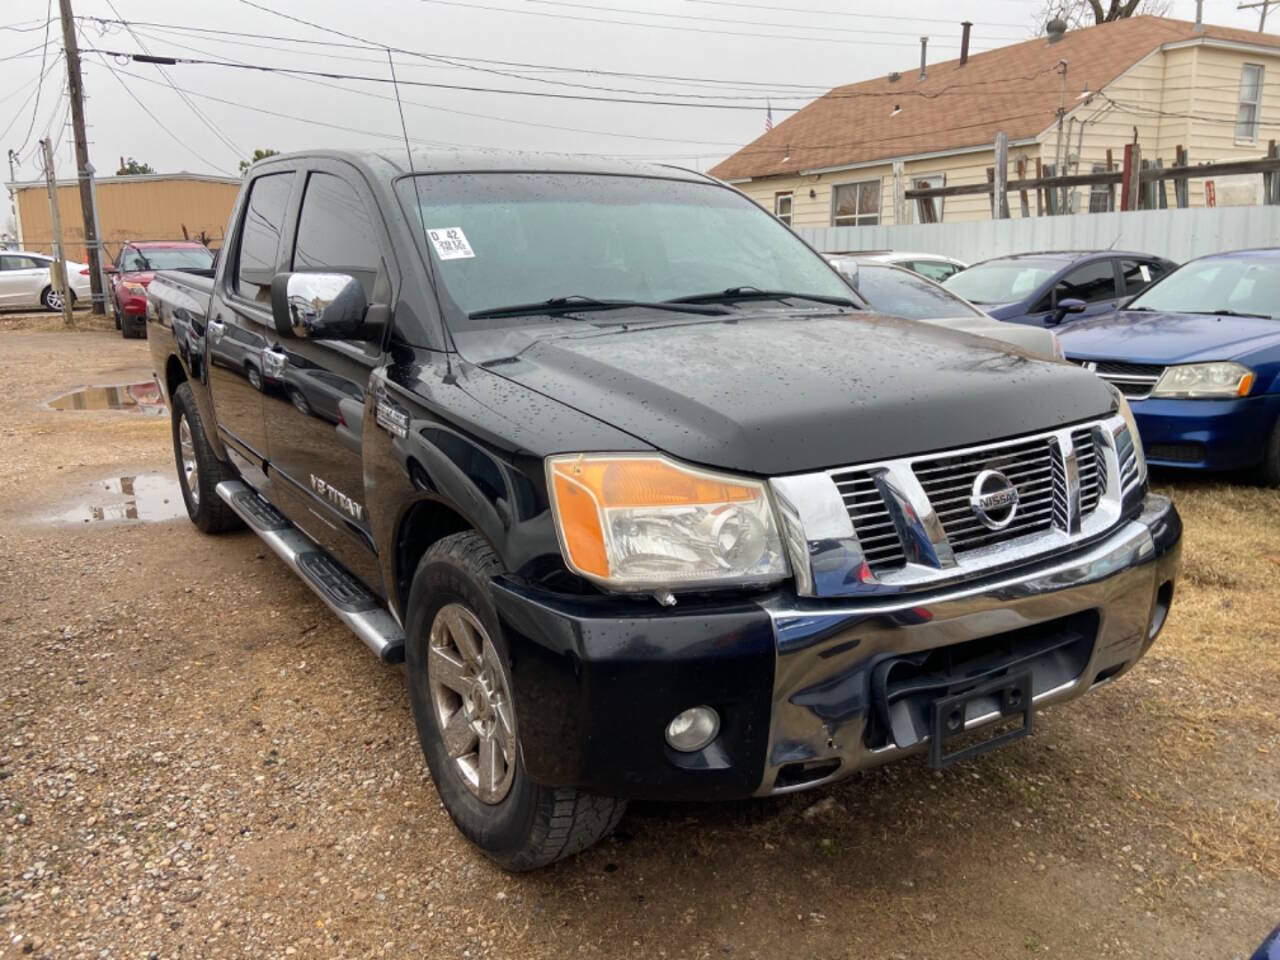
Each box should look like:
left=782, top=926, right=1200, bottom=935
left=206, top=317, right=226, bottom=345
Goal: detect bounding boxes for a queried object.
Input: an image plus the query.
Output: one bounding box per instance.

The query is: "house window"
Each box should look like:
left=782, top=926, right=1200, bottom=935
left=912, top=175, right=944, bottom=223
left=774, top=191, right=793, bottom=225
left=1236, top=63, right=1264, bottom=143
left=832, top=179, right=881, bottom=226
left=1088, top=164, right=1111, bottom=213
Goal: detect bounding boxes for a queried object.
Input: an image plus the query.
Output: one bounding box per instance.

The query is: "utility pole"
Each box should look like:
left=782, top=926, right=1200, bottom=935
left=57, top=0, right=105, bottom=315
left=1054, top=59, right=1068, bottom=215
left=6, top=150, right=17, bottom=245
left=1237, top=0, right=1273, bottom=31
left=40, top=138, right=74, bottom=327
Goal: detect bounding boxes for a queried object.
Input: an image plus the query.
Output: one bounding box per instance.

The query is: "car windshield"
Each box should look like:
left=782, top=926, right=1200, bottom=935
left=943, top=259, right=1060, bottom=304
left=1129, top=256, right=1280, bottom=318
left=130, top=247, right=214, bottom=271
left=395, top=172, right=857, bottom=324
left=854, top=264, right=983, bottom=320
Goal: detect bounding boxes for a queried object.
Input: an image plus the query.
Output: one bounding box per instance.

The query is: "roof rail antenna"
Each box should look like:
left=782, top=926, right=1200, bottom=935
left=960, top=21, right=972, bottom=67
left=1107, top=234, right=1122, bottom=250
left=919, top=36, right=928, bottom=80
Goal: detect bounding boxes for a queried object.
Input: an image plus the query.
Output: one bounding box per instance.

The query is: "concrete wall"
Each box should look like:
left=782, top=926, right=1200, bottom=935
left=795, top=204, right=1280, bottom=264
left=13, top=175, right=240, bottom=263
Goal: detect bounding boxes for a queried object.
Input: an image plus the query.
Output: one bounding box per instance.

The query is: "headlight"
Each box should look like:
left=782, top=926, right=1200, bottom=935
left=1111, top=388, right=1147, bottom=489
left=546, top=454, right=788, bottom=592
left=1048, top=332, right=1066, bottom=361
left=123, top=282, right=148, bottom=297
left=1151, top=362, right=1255, bottom=399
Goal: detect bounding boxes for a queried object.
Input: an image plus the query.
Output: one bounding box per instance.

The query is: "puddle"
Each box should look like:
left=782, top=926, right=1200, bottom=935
left=46, top=381, right=166, bottom=416
left=50, top=474, right=187, bottom=524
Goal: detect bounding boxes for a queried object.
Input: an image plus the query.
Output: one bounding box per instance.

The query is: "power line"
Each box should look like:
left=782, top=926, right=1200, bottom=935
left=521, top=0, right=1027, bottom=42
left=0, top=53, right=61, bottom=145
left=412, top=0, right=1006, bottom=48
left=99, top=0, right=243, bottom=163
left=12, top=0, right=54, bottom=159
left=683, top=0, right=1029, bottom=29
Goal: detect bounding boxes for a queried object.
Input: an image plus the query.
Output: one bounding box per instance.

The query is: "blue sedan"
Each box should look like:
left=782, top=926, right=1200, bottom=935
left=1058, top=249, right=1280, bottom=483
left=944, top=250, right=1175, bottom=327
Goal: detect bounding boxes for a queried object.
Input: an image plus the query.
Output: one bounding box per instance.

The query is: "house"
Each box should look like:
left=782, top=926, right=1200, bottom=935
left=710, top=16, right=1280, bottom=225
left=6, top=172, right=241, bottom=262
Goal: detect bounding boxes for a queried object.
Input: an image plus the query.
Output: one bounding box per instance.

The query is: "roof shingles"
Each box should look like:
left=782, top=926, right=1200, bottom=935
left=710, top=16, right=1280, bottom=181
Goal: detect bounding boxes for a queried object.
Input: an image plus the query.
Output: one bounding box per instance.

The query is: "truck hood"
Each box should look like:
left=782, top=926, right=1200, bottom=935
left=1059, top=309, right=1280, bottom=364
left=453, top=310, right=1115, bottom=475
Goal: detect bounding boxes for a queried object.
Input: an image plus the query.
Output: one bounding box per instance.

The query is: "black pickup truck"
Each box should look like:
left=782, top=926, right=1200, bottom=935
left=147, top=149, right=1181, bottom=870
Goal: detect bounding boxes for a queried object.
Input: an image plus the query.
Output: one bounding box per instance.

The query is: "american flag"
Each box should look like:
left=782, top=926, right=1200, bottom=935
left=765, top=101, right=773, bottom=133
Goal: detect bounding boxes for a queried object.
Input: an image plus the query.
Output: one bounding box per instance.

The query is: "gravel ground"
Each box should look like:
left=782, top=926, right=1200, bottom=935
left=0, top=318, right=1277, bottom=959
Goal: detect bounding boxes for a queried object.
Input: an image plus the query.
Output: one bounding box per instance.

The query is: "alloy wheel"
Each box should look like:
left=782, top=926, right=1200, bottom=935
left=427, top=603, right=517, bottom=805
left=178, top=414, right=200, bottom=507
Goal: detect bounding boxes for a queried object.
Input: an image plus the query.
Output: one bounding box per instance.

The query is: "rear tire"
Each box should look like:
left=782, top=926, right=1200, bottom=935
left=1262, top=416, right=1280, bottom=487
left=171, top=382, right=243, bottom=534
left=405, top=532, right=626, bottom=871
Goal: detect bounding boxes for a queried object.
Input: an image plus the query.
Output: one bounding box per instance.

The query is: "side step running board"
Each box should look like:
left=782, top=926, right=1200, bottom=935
left=216, top=480, right=405, bottom=663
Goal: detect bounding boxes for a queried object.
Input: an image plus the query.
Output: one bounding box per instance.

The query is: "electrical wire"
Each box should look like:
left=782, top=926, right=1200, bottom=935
left=99, top=0, right=244, bottom=164
left=12, top=0, right=54, bottom=159
left=682, top=0, right=1029, bottom=28
left=0, top=54, right=61, bottom=145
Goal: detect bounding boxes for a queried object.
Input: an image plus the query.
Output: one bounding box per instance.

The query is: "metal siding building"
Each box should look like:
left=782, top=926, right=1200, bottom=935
left=8, top=172, right=241, bottom=263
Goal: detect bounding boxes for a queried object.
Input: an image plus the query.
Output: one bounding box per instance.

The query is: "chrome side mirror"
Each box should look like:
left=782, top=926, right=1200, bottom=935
left=827, top=257, right=860, bottom=290
left=270, top=272, right=370, bottom=341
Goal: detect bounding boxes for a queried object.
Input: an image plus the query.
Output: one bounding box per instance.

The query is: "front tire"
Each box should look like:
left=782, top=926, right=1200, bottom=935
left=170, top=382, right=243, bottom=533
left=405, top=532, right=626, bottom=871
left=1262, top=416, right=1280, bottom=487
left=41, top=286, right=73, bottom=312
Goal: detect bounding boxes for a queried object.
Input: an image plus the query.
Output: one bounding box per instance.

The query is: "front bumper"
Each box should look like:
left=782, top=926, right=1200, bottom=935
left=493, top=494, right=1181, bottom=801
left=1133, top=394, right=1280, bottom=471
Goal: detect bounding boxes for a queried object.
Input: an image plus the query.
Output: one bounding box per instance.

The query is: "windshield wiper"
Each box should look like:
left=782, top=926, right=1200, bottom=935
left=666, top=286, right=858, bottom=308
left=1207, top=309, right=1270, bottom=319
left=468, top=295, right=725, bottom=320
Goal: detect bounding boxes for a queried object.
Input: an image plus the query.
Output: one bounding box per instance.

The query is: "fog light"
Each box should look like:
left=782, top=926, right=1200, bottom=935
left=665, top=706, right=720, bottom=752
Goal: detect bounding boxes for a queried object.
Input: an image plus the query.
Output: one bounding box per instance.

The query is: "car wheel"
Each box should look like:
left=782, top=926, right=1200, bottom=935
left=41, top=286, right=66, bottom=312
left=1262, top=416, right=1280, bottom=487
left=112, top=297, right=122, bottom=330
left=245, top=363, right=264, bottom=392
left=405, top=532, right=626, bottom=871
left=170, top=382, right=243, bottom=534
left=287, top=387, right=312, bottom=416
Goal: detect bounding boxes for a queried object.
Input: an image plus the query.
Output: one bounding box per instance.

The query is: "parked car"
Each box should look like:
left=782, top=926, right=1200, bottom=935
left=0, top=249, right=91, bottom=311
left=828, top=258, right=1064, bottom=358
left=1251, top=924, right=1280, bottom=960
left=848, top=250, right=967, bottom=283
left=109, top=241, right=215, bottom=339
left=943, top=250, right=1175, bottom=328
left=147, top=149, right=1179, bottom=870
left=1058, top=248, right=1280, bottom=483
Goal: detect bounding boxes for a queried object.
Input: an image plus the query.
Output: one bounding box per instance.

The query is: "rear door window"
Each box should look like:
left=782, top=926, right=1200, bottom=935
left=1119, top=258, right=1169, bottom=297
left=909, top=260, right=961, bottom=282
left=1053, top=260, right=1118, bottom=304
left=234, top=172, right=295, bottom=303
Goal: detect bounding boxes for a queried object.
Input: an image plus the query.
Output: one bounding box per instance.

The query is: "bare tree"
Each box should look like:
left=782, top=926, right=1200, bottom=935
left=1035, top=0, right=1172, bottom=30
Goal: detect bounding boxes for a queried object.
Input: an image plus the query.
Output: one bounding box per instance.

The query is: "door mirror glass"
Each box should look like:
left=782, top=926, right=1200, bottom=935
left=271, top=272, right=370, bottom=341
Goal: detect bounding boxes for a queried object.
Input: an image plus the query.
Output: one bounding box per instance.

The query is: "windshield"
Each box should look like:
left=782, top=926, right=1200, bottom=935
left=395, top=172, right=856, bottom=323
left=943, top=259, right=1060, bottom=304
left=1129, top=256, right=1280, bottom=317
left=127, top=247, right=214, bottom=271
left=855, top=264, right=983, bottom=320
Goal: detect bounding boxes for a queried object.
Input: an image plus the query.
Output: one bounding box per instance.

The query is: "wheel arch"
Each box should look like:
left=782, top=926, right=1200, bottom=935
left=392, top=495, right=480, bottom=618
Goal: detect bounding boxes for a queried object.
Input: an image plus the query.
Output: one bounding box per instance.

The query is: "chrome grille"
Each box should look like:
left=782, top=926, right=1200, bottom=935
left=832, top=470, right=906, bottom=574
left=1073, top=427, right=1102, bottom=516
left=1118, top=429, right=1141, bottom=489
left=1070, top=358, right=1164, bottom=400
left=912, top=437, right=1057, bottom=553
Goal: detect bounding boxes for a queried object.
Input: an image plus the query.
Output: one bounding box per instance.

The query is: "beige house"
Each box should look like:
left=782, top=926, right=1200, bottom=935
left=711, top=17, right=1280, bottom=226
left=8, top=172, right=241, bottom=263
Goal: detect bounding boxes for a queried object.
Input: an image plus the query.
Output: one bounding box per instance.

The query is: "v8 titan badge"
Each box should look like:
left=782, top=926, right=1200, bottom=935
left=374, top=389, right=409, bottom=439
left=427, top=227, right=475, bottom=260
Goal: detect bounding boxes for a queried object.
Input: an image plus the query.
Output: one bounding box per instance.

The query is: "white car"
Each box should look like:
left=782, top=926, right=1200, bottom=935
left=0, top=249, right=91, bottom=311
left=827, top=257, right=1065, bottom=360
left=847, top=250, right=968, bottom=284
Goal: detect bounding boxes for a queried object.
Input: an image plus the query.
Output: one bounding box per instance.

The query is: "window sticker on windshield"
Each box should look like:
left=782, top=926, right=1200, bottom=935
left=1139, top=264, right=1151, bottom=282
left=427, top=227, right=475, bottom=260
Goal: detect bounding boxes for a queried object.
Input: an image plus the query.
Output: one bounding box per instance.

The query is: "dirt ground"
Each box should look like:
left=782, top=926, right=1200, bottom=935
left=0, top=318, right=1277, bottom=960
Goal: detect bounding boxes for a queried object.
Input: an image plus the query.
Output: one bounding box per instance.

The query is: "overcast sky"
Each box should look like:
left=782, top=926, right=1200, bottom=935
left=0, top=0, right=1270, bottom=184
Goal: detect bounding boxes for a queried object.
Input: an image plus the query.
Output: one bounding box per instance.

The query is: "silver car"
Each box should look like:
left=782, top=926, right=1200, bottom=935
left=0, top=249, right=91, bottom=311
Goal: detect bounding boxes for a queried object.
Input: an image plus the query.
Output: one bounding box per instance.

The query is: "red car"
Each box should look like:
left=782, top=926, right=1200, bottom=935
left=109, top=241, right=215, bottom=339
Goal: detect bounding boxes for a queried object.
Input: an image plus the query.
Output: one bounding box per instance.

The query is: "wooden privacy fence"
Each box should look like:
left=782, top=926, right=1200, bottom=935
left=906, top=136, right=1280, bottom=219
